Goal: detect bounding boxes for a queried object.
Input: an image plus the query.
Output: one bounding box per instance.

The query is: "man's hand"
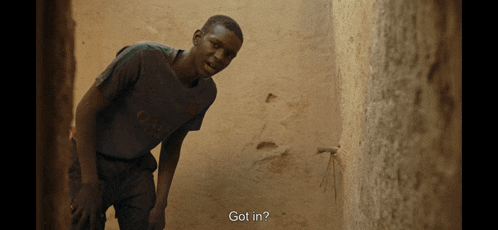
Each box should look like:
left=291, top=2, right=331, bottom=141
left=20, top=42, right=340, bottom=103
left=71, top=181, right=103, bottom=230
left=148, top=206, right=166, bottom=230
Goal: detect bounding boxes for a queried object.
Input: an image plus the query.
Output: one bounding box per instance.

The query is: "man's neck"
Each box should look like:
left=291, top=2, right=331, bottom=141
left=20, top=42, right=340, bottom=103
left=171, top=49, right=199, bottom=88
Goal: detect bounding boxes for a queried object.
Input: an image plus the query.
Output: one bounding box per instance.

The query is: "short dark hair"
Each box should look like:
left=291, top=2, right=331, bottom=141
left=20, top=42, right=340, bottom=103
left=201, top=15, right=243, bottom=43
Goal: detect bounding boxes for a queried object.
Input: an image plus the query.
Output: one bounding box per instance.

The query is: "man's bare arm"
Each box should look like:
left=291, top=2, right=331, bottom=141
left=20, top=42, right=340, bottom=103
left=75, top=81, right=113, bottom=184
left=72, top=82, right=113, bottom=229
left=148, top=129, right=188, bottom=230
left=154, top=129, right=188, bottom=209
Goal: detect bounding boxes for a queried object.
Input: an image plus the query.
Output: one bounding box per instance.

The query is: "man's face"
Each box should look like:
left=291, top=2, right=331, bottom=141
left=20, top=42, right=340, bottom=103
left=193, top=24, right=243, bottom=78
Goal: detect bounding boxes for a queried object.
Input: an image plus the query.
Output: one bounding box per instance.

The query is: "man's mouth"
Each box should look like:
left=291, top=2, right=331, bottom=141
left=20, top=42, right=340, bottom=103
left=205, top=62, right=218, bottom=73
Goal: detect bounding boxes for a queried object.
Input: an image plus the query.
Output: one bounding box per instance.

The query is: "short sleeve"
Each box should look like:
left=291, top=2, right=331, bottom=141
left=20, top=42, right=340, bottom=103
left=95, top=45, right=144, bottom=100
left=177, top=106, right=210, bottom=132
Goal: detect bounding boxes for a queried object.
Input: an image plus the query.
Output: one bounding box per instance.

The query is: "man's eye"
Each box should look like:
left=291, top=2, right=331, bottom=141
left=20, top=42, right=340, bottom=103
left=211, top=42, right=219, bottom=48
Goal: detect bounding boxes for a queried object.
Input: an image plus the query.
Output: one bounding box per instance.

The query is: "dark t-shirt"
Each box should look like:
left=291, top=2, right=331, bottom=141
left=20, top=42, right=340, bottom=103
left=81, top=41, right=217, bottom=159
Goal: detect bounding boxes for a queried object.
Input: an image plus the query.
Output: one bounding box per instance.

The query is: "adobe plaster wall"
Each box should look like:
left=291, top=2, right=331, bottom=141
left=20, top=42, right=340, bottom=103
left=69, top=0, right=461, bottom=229
left=36, top=0, right=74, bottom=228
left=72, top=0, right=342, bottom=229
left=332, top=0, right=462, bottom=229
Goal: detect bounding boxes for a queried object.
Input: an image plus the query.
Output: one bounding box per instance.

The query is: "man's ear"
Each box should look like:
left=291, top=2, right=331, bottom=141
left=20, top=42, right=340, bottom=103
left=193, top=30, right=204, bottom=46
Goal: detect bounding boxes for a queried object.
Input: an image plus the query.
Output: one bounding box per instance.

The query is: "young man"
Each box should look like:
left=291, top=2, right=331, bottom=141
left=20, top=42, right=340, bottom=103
left=69, top=15, right=243, bottom=230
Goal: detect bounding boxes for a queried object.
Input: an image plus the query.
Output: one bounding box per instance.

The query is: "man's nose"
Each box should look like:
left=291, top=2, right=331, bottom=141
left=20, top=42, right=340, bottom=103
left=214, top=49, right=224, bottom=60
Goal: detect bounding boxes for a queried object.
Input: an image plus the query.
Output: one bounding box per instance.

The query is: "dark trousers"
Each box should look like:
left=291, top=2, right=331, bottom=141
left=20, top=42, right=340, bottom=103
left=68, top=139, right=157, bottom=230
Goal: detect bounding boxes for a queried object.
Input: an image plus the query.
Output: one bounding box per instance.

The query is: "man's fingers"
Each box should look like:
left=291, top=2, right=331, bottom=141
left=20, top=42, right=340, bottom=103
left=75, top=210, right=89, bottom=230
left=71, top=204, right=77, bottom=214
left=71, top=207, right=83, bottom=224
left=149, top=223, right=162, bottom=230
left=72, top=207, right=104, bottom=230
left=147, top=215, right=153, bottom=230
left=89, top=211, right=96, bottom=230
left=149, top=224, right=165, bottom=230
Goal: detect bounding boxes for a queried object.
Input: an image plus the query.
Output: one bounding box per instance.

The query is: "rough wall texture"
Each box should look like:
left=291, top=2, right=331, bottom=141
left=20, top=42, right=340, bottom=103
left=72, top=0, right=342, bottom=229
left=36, top=0, right=75, bottom=229
left=330, top=1, right=373, bottom=228
left=332, top=0, right=462, bottom=229
left=70, top=0, right=461, bottom=229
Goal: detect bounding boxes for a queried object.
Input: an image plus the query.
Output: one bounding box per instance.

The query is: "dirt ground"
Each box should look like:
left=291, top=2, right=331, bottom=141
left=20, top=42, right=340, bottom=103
left=72, top=0, right=343, bottom=229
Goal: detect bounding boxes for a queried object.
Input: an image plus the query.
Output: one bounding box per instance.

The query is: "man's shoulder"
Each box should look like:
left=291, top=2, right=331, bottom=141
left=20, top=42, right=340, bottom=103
left=115, top=41, right=178, bottom=63
left=121, top=41, right=177, bottom=65
left=202, top=77, right=218, bottom=99
left=131, top=41, right=177, bottom=57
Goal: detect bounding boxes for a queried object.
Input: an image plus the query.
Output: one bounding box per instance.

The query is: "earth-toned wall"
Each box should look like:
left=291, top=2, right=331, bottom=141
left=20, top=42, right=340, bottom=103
left=36, top=0, right=74, bottom=229
left=53, top=0, right=462, bottom=229
left=332, top=0, right=462, bottom=229
left=72, top=0, right=343, bottom=229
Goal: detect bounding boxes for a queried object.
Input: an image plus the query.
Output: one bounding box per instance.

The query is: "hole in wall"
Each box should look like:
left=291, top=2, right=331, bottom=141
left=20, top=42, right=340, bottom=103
left=256, top=141, right=278, bottom=150
left=265, top=93, right=277, bottom=103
